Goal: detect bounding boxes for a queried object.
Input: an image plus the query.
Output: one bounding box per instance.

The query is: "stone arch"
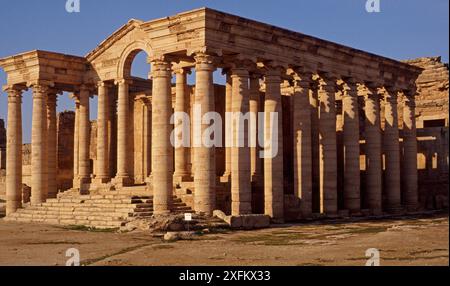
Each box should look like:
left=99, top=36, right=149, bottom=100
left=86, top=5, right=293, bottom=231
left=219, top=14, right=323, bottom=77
left=117, top=40, right=153, bottom=79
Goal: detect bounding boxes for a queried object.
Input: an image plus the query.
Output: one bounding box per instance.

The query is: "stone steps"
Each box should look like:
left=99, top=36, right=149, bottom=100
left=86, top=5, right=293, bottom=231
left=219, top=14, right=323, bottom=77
left=4, top=190, right=194, bottom=229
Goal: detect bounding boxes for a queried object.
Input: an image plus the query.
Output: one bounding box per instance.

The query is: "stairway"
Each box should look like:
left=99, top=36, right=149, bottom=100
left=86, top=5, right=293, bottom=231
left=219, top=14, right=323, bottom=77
left=3, top=192, right=194, bottom=229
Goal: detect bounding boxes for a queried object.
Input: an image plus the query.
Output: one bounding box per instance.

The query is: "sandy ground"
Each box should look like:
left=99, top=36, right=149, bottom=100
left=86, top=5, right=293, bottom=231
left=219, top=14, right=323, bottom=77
left=0, top=213, right=448, bottom=266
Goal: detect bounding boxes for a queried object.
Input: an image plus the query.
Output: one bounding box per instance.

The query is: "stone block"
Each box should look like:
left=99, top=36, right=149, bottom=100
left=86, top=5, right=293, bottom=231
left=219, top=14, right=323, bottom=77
left=224, top=214, right=270, bottom=229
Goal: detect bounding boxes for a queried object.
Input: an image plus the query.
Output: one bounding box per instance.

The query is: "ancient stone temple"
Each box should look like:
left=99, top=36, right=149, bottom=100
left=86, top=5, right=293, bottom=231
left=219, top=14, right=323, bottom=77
left=0, top=8, right=426, bottom=228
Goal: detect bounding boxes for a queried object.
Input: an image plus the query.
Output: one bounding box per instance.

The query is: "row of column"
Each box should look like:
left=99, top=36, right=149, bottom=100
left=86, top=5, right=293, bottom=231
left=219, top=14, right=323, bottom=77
left=3, top=62, right=418, bottom=220
left=290, top=72, right=418, bottom=218
left=5, top=82, right=60, bottom=215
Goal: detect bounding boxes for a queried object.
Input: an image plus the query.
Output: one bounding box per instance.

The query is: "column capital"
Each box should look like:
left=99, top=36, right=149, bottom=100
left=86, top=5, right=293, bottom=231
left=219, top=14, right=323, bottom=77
left=194, top=52, right=218, bottom=72
left=46, top=93, right=58, bottom=105
left=264, top=68, right=283, bottom=83
left=3, top=84, right=27, bottom=94
left=316, top=72, right=338, bottom=92
left=231, top=67, right=250, bottom=78
left=172, top=66, right=192, bottom=76
left=26, top=80, right=54, bottom=90
left=96, top=81, right=114, bottom=89
left=291, top=72, right=313, bottom=91
left=114, top=78, right=133, bottom=86
left=150, top=58, right=172, bottom=78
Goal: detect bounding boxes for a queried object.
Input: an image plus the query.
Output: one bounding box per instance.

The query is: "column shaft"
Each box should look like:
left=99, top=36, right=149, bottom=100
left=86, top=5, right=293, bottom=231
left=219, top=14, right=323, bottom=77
left=231, top=68, right=251, bottom=215
left=318, top=76, right=338, bottom=215
left=31, top=85, right=48, bottom=204
left=95, top=82, right=110, bottom=183
left=151, top=59, right=173, bottom=214
left=342, top=80, right=361, bottom=213
left=173, top=68, right=191, bottom=182
left=249, top=75, right=262, bottom=182
left=115, top=79, right=131, bottom=185
left=222, top=73, right=232, bottom=181
left=264, top=70, right=284, bottom=221
left=383, top=88, right=401, bottom=212
left=46, top=93, right=58, bottom=198
left=292, top=74, right=313, bottom=218
left=73, top=99, right=80, bottom=187
left=5, top=87, right=22, bottom=214
left=78, top=87, right=91, bottom=184
left=402, top=91, right=418, bottom=211
left=363, top=85, right=383, bottom=214
left=193, top=53, right=216, bottom=215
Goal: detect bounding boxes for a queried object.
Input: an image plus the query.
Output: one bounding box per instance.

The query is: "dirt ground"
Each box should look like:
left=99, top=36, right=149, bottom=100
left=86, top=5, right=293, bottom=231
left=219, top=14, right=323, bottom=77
left=0, top=213, right=448, bottom=266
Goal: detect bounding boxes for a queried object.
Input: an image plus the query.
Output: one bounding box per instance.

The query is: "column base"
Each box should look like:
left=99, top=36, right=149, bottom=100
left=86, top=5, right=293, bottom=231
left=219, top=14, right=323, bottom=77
left=173, top=173, right=193, bottom=184
left=220, top=172, right=231, bottom=183
left=73, top=177, right=91, bottom=188
left=153, top=209, right=171, bottom=216
left=385, top=206, right=405, bottom=215
left=405, top=204, right=419, bottom=213
left=113, top=176, right=133, bottom=187
left=93, top=177, right=111, bottom=185
left=5, top=200, right=22, bottom=216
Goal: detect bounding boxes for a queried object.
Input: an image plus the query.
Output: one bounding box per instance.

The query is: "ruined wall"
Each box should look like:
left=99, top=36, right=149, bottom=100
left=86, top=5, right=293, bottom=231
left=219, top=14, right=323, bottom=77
left=57, top=111, right=75, bottom=191
left=404, top=57, right=449, bottom=128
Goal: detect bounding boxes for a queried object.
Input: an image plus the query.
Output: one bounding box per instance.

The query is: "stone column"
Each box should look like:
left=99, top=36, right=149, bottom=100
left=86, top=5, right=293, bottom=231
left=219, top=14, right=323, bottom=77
left=292, top=72, right=313, bottom=218
left=362, top=83, right=383, bottom=214
left=222, top=72, right=232, bottom=182
left=46, top=91, right=58, bottom=198
left=309, top=81, right=320, bottom=213
left=318, top=74, right=338, bottom=215
left=249, top=74, right=262, bottom=183
left=142, top=98, right=152, bottom=178
left=231, top=67, right=252, bottom=215
left=263, top=69, right=284, bottom=221
left=78, top=86, right=91, bottom=186
left=108, top=89, right=117, bottom=178
left=95, top=82, right=110, bottom=184
left=5, top=86, right=23, bottom=214
left=72, top=96, right=80, bottom=187
left=31, top=84, right=49, bottom=204
left=341, top=78, right=361, bottom=214
left=151, top=57, right=173, bottom=214
left=383, top=87, right=402, bottom=212
left=402, top=89, right=418, bottom=211
left=115, top=79, right=131, bottom=186
left=193, top=52, right=217, bottom=215
left=173, top=67, right=191, bottom=183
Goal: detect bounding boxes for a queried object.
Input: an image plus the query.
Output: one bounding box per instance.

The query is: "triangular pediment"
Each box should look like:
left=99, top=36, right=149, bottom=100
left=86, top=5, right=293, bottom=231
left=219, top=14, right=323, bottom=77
left=85, top=19, right=144, bottom=62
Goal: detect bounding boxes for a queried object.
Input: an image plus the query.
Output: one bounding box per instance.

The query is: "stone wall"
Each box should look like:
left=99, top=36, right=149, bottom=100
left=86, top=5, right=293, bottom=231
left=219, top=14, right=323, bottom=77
left=404, top=57, right=449, bottom=128
left=57, top=111, right=76, bottom=191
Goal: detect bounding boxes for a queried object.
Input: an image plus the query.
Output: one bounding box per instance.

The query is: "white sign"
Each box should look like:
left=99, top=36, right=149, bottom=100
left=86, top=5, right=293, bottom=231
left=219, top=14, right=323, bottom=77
left=184, top=213, right=192, bottom=221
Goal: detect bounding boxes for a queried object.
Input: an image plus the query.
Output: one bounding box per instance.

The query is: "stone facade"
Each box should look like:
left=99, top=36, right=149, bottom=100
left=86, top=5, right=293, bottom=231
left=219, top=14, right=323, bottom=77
left=404, top=57, right=449, bottom=128
left=0, top=8, right=446, bottom=225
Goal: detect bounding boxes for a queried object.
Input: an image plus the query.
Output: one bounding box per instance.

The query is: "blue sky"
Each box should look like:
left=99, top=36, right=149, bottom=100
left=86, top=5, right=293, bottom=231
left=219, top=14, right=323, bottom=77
left=0, top=0, right=448, bottom=143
